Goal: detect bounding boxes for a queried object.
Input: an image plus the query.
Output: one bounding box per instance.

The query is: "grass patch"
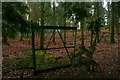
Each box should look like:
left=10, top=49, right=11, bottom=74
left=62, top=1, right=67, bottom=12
left=3, top=50, right=69, bottom=73
left=23, top=50, right=69, bottom=70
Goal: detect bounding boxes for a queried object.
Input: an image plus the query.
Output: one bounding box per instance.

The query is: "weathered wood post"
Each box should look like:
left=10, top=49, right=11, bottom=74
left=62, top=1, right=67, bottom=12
left=31, top=20, right=36, bottom=75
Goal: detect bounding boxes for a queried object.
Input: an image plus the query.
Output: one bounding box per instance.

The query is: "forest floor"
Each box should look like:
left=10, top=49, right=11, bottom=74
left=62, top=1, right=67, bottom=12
left=2, top=29, right=120, bottom=79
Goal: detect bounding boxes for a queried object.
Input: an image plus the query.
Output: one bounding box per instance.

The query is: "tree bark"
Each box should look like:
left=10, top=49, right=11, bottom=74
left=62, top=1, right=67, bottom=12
left=81, top=19, right=85, bottom=47
left=64, top=2, right=66, bottom=44
left=52, top=1, right=56, bottom=43
left=111, top=2, right=115, bottom=43
left=2, top=35, right=10, bottom=46
left=40, top=2, right=45, bottom=49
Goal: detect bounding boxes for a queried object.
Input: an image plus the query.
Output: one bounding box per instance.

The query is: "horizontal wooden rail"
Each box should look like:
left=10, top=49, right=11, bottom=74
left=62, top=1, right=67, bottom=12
left=34, top=26, right=77, bottom=30
left=35, top=46, right=75, bottom=50
left=35, top=64, right=71, bottom=75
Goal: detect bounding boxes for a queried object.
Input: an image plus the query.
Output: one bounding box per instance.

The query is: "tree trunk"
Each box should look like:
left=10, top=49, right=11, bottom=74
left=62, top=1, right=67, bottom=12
left=96, top=2, right=100, bottom=43
left=20, top=32, right=24, bottom=41
left=40, top=28, right=44, bottom=49
left=52, top=30, right=56, bottom=43
left=90, top=30, right=93, bottom=47
left=115, top=3, right=119, bottom=35
left=81, top=19, right=85, bottom=47
left=64, top=2, right=66, bottom=44
left=111, top=2, right=115, bottom=43
left=94, top=2, right=101, bottom=43
left=107, top=2, right=111, bottom=32
left=2, top=35, right=10, bottom=46
left=40, top=2, right=45, bottom=49
left=52, top=1, right=56, bottom=43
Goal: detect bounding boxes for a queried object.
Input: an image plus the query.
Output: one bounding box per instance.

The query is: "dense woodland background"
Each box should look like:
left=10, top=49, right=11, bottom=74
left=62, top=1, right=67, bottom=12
left=2, top=1, right=120, bottom=79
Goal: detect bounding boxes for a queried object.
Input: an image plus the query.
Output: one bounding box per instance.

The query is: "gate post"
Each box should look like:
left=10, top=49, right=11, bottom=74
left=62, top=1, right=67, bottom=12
left=31, top=20, right=36, bottom=75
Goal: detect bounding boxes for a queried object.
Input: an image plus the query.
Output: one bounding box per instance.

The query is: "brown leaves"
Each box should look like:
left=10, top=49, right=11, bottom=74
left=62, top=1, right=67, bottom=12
left=2, top=31, right=120, bottom=78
